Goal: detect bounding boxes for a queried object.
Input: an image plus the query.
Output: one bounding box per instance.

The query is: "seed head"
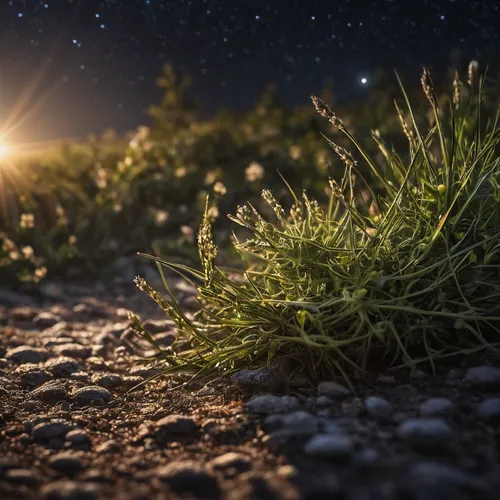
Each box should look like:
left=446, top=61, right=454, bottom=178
left=421, top=67, right=437, bottom=106
left=468, top=60, right=479, bottom=89
left=311, top=95, right=345, bottom=130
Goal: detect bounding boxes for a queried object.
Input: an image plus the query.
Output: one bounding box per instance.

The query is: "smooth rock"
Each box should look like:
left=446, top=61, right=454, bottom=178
left=281, top=411, right=319, bottom=434
left=53, top=344, right=91, bottom=359
left=209, top=452, right=252, bottom=472
left=317, top=381, right=350, bottom=399
left=154, top=414, right=199, bottom=440
left=49, top=453, right=84, bottom=476
left=65, top=430, right=90, bottom=446
left=464, top=366, right=500, bottom=389
left=32, top=421, right=74, bottom=441
left=245, top=394, right=289, bottom=414
left=93, top=374, right=122, bottom=388
left=419, top=397, right=453, bottom=417
left=157, top=461, right=220, bottom=499
left=398, top=418, right=453, bottom=450
left=5, top=468, right=38, bottom=487
left=364, top=396, right=393, bottom=420
left=31, top=383, right=68, bottom=402
left=231, top=368, right=286, bottom=393
left=33, top=312, right=61, bottom=328
left=304, top=434, right=354, bottom=460
left=40, top=480, right=99, bottom=500
left=74, top=386, right=111, bottom=405
left=477, top=398, right=500, bottom=424
left=6, top=346, right=50, bottom=364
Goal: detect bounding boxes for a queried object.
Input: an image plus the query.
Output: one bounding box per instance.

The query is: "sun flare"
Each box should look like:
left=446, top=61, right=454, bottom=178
left=0, top=140, right=10, bottom=159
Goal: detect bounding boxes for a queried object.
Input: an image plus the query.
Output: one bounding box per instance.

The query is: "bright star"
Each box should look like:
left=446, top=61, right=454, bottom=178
left=360, top=77, right=368, bottom=84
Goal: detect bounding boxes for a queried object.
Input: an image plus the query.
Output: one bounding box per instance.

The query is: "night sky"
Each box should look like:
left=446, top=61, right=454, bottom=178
left=0, top=0, right=499, bottom=144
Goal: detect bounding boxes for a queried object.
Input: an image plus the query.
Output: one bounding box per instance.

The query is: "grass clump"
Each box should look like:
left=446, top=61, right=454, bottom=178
left=132, top=63, right=500, bottom=383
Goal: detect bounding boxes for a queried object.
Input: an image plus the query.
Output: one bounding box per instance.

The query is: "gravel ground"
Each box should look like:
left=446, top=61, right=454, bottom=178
left=1, top=272, right=500, bottom=500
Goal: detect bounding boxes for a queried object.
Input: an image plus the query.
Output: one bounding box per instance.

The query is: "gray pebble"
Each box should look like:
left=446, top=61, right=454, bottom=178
left=419, top=397, right=453, bottom=417
left=230, top=368, right=286, bottom=393
left=464, top=366, right=500, bottom=389
left=32, top=421, right=74, bottom=441
left=477, top=397, right=500, bottom=424
left=93, top=374, right=122, bottom=388
left=245, top=394, right=289, bottom=414
left=317, top=381, right=350, bottom=399
left=316, top=395, right=333, bottom=408
left=74, top=386, right=111, bottom=405
left=364, top=396, right=393, bottom=420
left=304, top=434, right=354, bottom=460
left=398, top=418, right=453, bottom=450
left=6, top=346, right=50, bottom=364
left=65, top=429, right=90, bottom=446
left=281, top=411, right=319, bottom=434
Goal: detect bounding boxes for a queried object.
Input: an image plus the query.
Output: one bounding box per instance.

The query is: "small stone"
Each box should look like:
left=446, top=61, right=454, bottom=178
left=69, top=372, right=90, bottom=383
left=65, top=430, right=90, bottom=446
left=5, top=468, right=38, bottom=487
left=33, top=312, right=61, bottom=328
left=154, top=414, right=199, bottom=440
left=157, top=461, right=220, bottom=499
left=281, top=411, right=319, bottom=435
left=397, top=418, right=453, bottom=450
left=419, top=397, right=453, bottom=417
left=53, top=344, right=91, bottom=359
left=45, top=357, right=81, bottom=378
left=464, top=366, right=500, bottom=389
left=304, top=434, right=354, bottom=460
left=32, top=421, right=74, bottom=441
left=231, top=368, right=286, bottom=393
left=316, top=396, right=333, bottom=408
left=408, top=461, right=485, bottom=494
left=93, top=374, right=122, bottom=388
left=317, top=381, right=350, bottom=399
left=376, top=375, right=396, bottom=385
left=6, top=346, right=50, bottom=364
left=49, top=453, right=84, bottom=476
left=410, top=369, right=429, bottom=380
left=17, top=366, right=52, bottom=387
left=40, top=480, right=99, bottom=500
left=31, top=383, right=68, bottom=402
left=245, top=394, right=291, bottom=414
left=477, top=398, right=500, bottom=424
left=364, top=396, right=393, bottom=420
left=209, top=452, right=252, bottom=473
left=74, top=386, right=111, bottom=405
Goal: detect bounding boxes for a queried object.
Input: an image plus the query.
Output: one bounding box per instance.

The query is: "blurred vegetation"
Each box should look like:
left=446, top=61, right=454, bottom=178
left=1, top=61, right=497, bottom=285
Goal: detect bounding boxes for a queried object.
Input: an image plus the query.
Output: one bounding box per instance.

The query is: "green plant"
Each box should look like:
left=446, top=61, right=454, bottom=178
left=131, top=62, right=500, bottom=385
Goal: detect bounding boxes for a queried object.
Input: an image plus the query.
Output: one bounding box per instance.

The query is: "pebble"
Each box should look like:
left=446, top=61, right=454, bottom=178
left=231, top=368, right=286, bottom=393
left=245, top=394, right=290, bottom=414
left=32, top=421, right=74, bottom=441
left=464, top=366, right=500, bottom=389
left=157, top=460, right=220, bottom=499
left=209, top=452, right=252, bottom=473
left=397, top=418, right=453, bottom=450
left=65, top=429, right=90, bottom=446
left=154, top=414, right=199, bottom=440
left=40, top=480, right=99, bottom=500
left=477, top=398, right=500, bottom=424
left=6, top=346, right=50, bottom=364
left=17, top=366, right=52, bottom=387
left=74, top=386, right=111, bottom=405
left=49, top=453, right=84, bottom=476
left=93, top=374, right=122, bottom=388
left=53, top=344, right=91, bottom=359
left=316, top=395, right=333, bottom=408
left=31, top=383, right=68, bottom=402
left=304, top=434, right=354, bottom=460
left=45, top=357, right=82, bottom=378
left=317, top=381, right=350, bottom=399
left=33, top=312, right=61, bottom=328
left=5, top=468, right=38, bottom=487
left=281, top=411, right=319, bottom=435
left=364, top=396, right=393, bottom=420
left=419, top=397, right=454, bottom=417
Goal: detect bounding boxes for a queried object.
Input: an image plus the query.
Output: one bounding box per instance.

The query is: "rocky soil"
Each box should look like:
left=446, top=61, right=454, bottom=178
left=1, top=271, right=500, bottom=499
